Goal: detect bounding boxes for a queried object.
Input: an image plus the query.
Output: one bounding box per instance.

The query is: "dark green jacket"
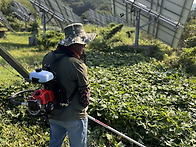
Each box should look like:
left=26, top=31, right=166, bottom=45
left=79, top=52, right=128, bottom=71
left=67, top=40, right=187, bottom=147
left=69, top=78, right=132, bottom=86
left=42, top=45, right=89, bottom=121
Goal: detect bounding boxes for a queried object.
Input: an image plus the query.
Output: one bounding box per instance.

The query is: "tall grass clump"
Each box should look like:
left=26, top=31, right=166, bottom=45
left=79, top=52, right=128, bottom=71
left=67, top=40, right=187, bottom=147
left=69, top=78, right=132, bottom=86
left=89, top=23, right=127, bottom=50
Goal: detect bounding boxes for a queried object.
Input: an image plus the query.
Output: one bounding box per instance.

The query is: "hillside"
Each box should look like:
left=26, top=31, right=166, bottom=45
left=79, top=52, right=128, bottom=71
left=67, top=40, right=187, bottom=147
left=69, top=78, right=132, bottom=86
left=0, top=0, right=111, bottom=16
left=62, top=0, right=111, bottom=15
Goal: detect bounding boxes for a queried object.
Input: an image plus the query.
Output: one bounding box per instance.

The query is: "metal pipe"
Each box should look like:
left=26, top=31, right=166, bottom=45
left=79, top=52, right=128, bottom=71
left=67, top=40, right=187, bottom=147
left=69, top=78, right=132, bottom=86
left=134, top=8, right=141, bottom=46
left=0, top=44, right=29, bottom=81
left=88, top=115, right=146, bottom=147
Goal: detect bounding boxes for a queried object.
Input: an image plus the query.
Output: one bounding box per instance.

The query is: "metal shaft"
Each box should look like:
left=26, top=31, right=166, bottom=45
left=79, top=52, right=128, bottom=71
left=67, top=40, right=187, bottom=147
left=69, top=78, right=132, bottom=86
left=0, top=44, right=29, bottom=81
left=87, top=115, right=146, bottom=147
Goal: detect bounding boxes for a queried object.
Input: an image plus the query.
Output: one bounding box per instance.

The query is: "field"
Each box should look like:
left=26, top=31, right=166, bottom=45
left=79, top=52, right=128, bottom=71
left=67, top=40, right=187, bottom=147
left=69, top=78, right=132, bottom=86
left=0, top=24, right=195, bottom=147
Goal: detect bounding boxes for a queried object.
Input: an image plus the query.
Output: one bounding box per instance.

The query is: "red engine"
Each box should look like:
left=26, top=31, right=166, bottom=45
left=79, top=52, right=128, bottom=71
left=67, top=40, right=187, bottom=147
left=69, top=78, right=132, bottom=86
left=28, top=89, right=56, bottom=116
left=27, top=69, right=57, bottom=116
left=31, top=89, right=55, bottom=105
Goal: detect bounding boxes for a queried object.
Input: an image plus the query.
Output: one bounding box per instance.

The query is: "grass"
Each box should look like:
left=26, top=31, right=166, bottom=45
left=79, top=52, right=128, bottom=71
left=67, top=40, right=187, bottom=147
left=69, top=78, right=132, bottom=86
left=0, top=32, right=48, bottom=85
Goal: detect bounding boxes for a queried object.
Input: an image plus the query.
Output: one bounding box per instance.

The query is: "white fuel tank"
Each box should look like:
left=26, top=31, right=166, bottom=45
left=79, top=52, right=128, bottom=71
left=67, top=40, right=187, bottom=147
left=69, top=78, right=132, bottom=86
left=29, top=68, right=54, bottom=83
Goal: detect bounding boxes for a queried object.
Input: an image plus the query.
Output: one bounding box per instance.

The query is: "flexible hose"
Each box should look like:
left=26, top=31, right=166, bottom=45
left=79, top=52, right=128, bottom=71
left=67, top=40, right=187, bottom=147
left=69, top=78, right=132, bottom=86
left=10, top=89, right=35, bottom=105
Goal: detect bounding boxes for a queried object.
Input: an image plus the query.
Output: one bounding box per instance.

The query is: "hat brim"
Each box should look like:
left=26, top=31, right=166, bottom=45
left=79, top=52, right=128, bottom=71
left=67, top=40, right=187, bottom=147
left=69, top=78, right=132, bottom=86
left=59, top=33, right=96, bottom=46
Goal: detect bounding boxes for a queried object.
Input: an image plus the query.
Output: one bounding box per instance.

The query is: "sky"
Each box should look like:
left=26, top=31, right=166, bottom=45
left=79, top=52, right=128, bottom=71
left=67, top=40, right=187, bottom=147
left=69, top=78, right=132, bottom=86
left=194, top=0, right=196, bottom=3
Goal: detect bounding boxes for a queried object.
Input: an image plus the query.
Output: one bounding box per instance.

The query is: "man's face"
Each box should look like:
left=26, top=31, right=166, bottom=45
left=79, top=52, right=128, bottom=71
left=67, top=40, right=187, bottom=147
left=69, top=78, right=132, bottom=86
left=75, top=44, right=86, bottom=56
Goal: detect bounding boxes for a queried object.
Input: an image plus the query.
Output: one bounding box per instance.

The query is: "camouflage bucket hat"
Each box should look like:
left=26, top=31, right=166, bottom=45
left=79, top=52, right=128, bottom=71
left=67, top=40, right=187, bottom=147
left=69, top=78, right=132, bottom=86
left=58, top=23, right=96, bottom=46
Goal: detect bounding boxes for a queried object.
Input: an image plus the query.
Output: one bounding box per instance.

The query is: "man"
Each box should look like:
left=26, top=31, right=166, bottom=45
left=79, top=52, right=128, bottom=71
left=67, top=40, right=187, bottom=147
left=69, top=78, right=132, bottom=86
left=42, top=23, right=96, bottom=147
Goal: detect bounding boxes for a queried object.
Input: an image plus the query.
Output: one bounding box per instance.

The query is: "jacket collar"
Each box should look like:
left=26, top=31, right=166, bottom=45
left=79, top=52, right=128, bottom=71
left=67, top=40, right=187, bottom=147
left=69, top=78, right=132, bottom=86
left=56, top=44, right=80, bottom=59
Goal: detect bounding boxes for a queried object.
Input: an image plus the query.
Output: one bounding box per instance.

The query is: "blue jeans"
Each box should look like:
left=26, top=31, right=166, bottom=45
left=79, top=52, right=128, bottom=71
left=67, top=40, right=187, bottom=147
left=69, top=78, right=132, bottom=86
left=49, top=117, right=88, bottom=147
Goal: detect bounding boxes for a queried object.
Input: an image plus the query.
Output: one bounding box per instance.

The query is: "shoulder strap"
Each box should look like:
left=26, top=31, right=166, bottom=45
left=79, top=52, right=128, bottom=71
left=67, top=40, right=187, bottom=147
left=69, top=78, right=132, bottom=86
left=44, top=51, right=67, bottom=71
left=59, top=87, right=78, bottom=107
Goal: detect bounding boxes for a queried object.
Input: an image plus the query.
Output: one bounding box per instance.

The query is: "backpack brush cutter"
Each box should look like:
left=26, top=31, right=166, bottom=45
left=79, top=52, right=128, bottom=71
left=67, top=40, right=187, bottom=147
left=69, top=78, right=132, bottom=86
left=10, top=68, right=56, bottom=118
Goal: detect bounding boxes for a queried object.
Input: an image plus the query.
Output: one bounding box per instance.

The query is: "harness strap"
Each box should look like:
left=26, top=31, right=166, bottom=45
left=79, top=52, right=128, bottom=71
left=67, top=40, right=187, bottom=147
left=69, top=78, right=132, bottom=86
left=43, top=50, right=78, bottom=107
